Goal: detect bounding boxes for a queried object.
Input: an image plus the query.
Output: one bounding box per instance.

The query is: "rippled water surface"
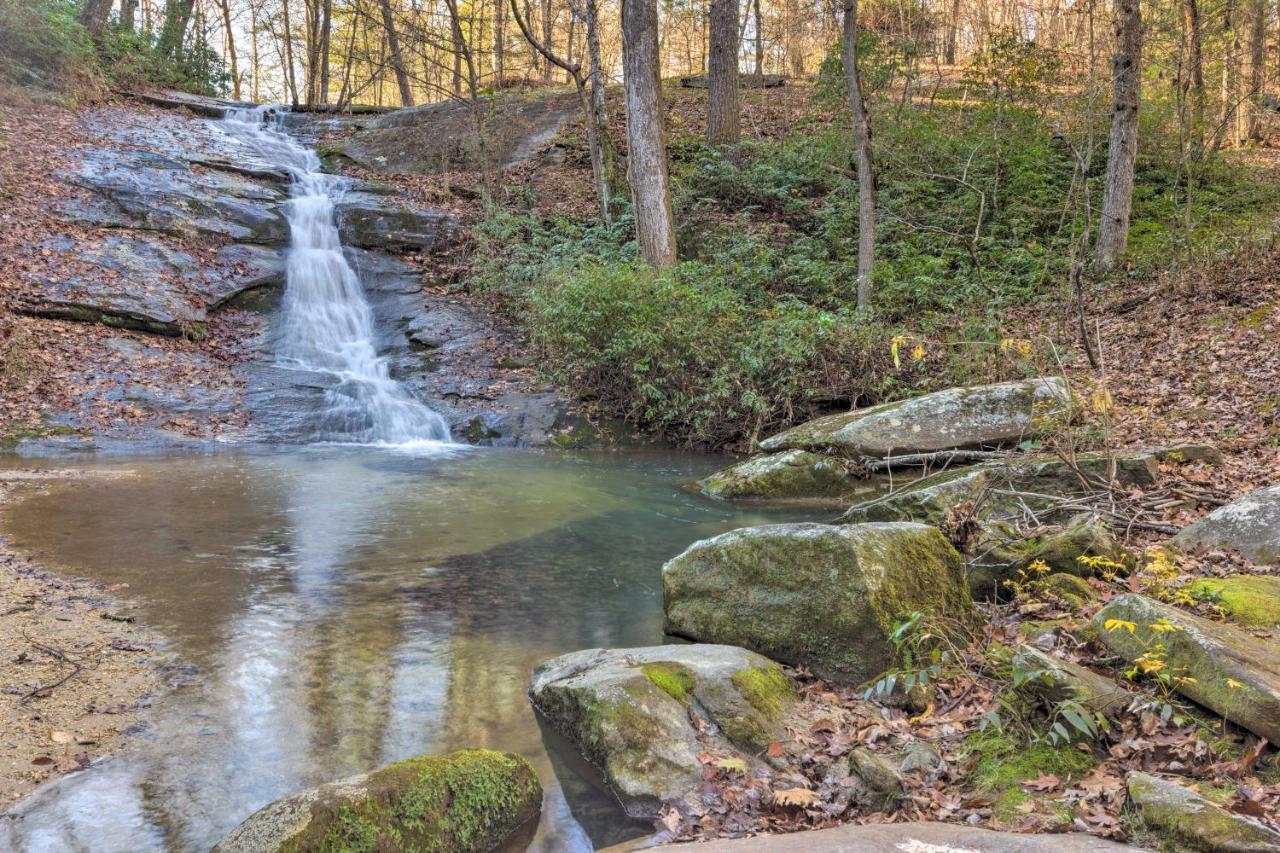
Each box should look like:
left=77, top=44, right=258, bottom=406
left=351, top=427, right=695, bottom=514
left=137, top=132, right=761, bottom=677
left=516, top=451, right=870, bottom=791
left=0, top=447, right=816, bottom=852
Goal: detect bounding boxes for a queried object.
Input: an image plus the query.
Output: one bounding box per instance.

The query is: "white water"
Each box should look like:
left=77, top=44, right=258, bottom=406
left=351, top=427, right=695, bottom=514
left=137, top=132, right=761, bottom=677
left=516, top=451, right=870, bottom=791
left=220, top=107, right=452, bottom=448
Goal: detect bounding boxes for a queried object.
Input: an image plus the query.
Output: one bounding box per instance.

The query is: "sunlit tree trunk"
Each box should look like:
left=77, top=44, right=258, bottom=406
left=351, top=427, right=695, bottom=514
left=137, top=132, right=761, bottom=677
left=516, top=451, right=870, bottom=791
left=753, top=0, right=764, bottom=75
left=622, top=0, right=677, bottom=268
left=213, top=0, right=240, bottom=99
left=1094, top=0, right=1141, bottom=272
left=707, top=0, right=741, bottom=144
left=1244, top=0, right=1265, bottom=139
left=843, top=0, right=875, bottom=309
left=377, top=0, right=414, bottom=106
left=158, top=0, right=195, bottom=57
left=1183, top=0, right=1203, bottom=124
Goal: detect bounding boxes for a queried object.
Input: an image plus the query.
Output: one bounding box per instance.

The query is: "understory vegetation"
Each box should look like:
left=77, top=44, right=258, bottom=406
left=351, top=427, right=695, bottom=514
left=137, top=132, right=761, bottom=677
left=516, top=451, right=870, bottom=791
left=473, top=47, right=1280, bottom=449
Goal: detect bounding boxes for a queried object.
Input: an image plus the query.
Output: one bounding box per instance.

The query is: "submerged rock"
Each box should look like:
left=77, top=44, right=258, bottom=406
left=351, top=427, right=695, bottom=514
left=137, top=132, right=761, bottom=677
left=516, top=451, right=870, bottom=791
left=212, top=749, right=542, bottom=852
left=759, top=377, right=1071, bottom=458
left=1093, top=595, right=1280, bottom=743
left=1173, top=484, right=1280, bottom=564
left=529, top=645, right=795, bottom=818
left=599, top=821, right=1143, bottom=851
left=696, top=449, right=869, bottom=501
left=662, top=522, right=973, bottom=683
left=1127, top=772, right=1280, bottom=852
left=1012, top=644, right=1132, bottom=719
left=1185, top=575, right=1280, bottom=628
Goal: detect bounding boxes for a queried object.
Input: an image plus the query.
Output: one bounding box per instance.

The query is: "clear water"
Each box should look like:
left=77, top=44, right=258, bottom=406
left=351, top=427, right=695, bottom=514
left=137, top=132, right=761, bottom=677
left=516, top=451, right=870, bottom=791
left=0, top=448, right=816, bottom=852
left=220, top=107, right=451, bottom=447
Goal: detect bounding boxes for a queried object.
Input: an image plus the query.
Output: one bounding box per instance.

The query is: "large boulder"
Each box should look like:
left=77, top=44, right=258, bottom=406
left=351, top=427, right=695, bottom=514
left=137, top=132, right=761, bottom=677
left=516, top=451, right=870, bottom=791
left=969, top=522, right=1122, bottom=599
left=662, top=522, right=973, bottom=683
left=759, top=377, right=1071, bottom=458
left=1173, top=484, right=1280, bottom=565
left=529, top=645, right=795, bottom=818
left=1127, top=772, right=1280, bottom=853
left=335, top=193, right=464, bottom=252
left=696, top=449, right=870, bottom=501
left=211, top=750, right=542, bottom=852
left=1093, top=595, right=1280, bottom=743
left=599, top=822, right=1143, bottom=852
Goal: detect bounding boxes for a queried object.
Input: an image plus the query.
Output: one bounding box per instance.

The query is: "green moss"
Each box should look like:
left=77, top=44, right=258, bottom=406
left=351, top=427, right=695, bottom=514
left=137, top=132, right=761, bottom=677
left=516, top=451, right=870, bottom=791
left=1186, top=576, right=1280, bottom=628
left=640, top=662, right=696, bottom=703
left=280, top=749, right=541, bottom=853
left=462, top=417, right=501, bottom=443
left=1034, top=573, right=1097, bottom=611
left=964, top=730, right=1096, bottom=823
left=731, top=664, right=795, bottom=722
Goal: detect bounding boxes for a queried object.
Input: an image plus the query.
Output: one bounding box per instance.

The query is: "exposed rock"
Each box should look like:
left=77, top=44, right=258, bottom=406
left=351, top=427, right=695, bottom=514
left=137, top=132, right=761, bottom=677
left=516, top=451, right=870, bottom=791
left=335, top=192, right=464, bottom=252
left=696, top=449, right=872, bottom=501
left=1127, top=771, right=1280, bottom=853
left=1173, top=484, right=1280, bottom=565
left=898, top=740, right=944, bottom=776
left=1034, top=572, right=1100, bottom=611
left=969, top=523, right=1121, bottom=599
left=58, top=147, right=289, bottom=244
left=759, top=377, right=1071, bottom=459
left=336, top=90, right=581, bottom=174
left=662, top=522, right=974, bottom=683
left=598, top=822, right=1143, bottom=852
left=847, top=747, right=904, bottom=804
left=1012, top=645, right=1133, bottom=719
left=1093, top=595, right=1280, bottom=743
left=135, top=89, right=257, bottom=118
left=1186, top=575, right=1280, bottom=628
left=529, top=645, right=796, bottom=818
left=211, top=749, right=542, bottom=852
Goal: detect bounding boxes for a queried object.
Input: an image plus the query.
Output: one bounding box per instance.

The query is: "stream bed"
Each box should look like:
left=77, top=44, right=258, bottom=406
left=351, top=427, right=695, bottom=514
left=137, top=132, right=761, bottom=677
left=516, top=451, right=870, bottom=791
left=0, top=447, right=817, bottom=852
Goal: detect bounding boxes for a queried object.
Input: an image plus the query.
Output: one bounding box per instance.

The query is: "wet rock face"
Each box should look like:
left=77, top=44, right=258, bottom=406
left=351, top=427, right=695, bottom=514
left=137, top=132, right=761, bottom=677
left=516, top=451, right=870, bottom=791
left=662, top=522, right=973, bottom=683
left=1173, top=483, right=1280, bottom=564
left=335, top=193, right=465, bottom=252
left=758, top=377, right=1072, bottom=458
left=1127, top=772, right=1280, bottom=853
left=213, top=750, right=541, bottom=853
left=1093, top=594, right=1280, bottom=744
left=529, top=645, right=796, bottom=818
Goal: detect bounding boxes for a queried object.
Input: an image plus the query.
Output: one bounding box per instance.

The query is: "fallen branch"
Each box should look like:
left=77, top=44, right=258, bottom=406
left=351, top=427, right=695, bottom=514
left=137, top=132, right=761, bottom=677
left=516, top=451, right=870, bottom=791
left=862, top=448, right=1018, bottom=472
left=20, top=634, right=84, bottom=703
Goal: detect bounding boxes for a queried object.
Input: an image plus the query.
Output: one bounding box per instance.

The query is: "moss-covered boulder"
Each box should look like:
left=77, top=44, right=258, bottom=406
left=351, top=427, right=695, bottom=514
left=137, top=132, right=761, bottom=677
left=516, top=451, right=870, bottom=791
left=969, top=524, right=1121, bottom=600
left=1011, top=645, right=1132, bottom=720
left=696, top=449, right=869, bottom=501
left=528, top=645, right=795, bottom=818
left=662, top=522, right=974, bottom=683
left=1034, top=572, right=1100, bottom=611
left=1093, top=595, right=1280, bottom=744
left=211, top=750, right=542, bottom=853
left=1186, top=575, right=1280, bottom=628
left=759, top=377, right=1071, bottom=458
left=1173, top=484, right=1280, bottom=565
left=1128, top=771, right=1280, bottom=852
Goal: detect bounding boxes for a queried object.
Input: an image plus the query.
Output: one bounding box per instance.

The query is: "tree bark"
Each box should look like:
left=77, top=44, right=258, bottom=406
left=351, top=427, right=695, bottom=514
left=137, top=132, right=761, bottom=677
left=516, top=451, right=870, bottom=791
left=1182, top=0, right=1203, bottom=123
left=707, top=0, right=740, bottom=144
left=214, top=0, right=240, bottom=100
left=753, top=0, right=764, bottom=75
left=945, top=0, right=961, bottom=63
left=320, top=0, right=333, bottom=104
left=843, top=0, right=875, bottom=309
left=158, top=0, right=195, bottom=57
left=1093, top=0, right=1141, bottom=272
left=1245, top=0, right=1264, bottom=139
left=376, top=0, right=414, bottom=106
left=121, top=0, right=139, bottom=31
left=622, top=0, right=677, bottom=268
left=81, top=0, right=115, bottom=37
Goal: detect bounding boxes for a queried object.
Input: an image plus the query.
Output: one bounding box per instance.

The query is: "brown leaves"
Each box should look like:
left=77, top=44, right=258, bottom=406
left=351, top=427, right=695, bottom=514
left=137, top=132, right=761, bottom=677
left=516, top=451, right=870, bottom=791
left=772, top=787, right=820, bottom=808
left=1023, top=772, right=1061, bottom=793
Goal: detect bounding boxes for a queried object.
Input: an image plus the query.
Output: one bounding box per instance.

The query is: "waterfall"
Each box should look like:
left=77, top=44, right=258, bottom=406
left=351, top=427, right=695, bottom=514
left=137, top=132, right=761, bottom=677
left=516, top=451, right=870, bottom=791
left=220, top=106, right=452, bottom=448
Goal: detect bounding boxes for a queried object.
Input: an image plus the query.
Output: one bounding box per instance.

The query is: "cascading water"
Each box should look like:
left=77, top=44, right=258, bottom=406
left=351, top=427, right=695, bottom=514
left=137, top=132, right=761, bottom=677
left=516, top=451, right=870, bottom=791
left=220, top=106, right=452, bottom=447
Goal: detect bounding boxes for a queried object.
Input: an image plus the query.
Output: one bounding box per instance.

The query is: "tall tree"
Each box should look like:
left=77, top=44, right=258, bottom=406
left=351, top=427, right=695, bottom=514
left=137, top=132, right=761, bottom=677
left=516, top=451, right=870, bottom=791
left=81, top=0, right=115, bottom=36
left=1182, top=0, right=1203, bottom=123
left=121, top=0, right=138, bottom=30
left=213, top=0, right=240, bottom=99
left=376, top=0, right=415, bottom=106
left=157, top=0, right=195, bottom=57
left=1244, top=0, right=1265, bottom=139
left=707, top=0, right=741, bottom=144
left=622, top=0, right=677, bottom=268
left=1094, top=0, right=1141, bottom=271
left=843, top=0, right=876, bottom=309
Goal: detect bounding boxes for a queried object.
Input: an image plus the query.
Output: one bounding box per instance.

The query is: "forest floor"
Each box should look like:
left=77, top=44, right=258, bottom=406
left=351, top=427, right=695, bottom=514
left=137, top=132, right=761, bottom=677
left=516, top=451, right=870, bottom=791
left=0, top=471, right=174, bottom=805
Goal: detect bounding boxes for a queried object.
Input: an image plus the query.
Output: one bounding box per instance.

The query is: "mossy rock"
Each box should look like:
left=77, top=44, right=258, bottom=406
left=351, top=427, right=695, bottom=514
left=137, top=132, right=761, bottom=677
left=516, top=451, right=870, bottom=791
left=529, top=645, right=795, bottom=818
left=1128, top=771, right=1280, bottom=852
left=963, top=730, right=1095, bottom=824
left=970, top=524, right=1121, bottom=600
left=1172, top=483, right=1280, bottom=565
left=212, top=749, right=542, bottom=853
left=1186, top=575, right=1280, bottom=628
left=662, top=522, right=975, bottom=684
left=1034, top=572, right=1100, bottom=611
left=697, top=449, right=868, bottom=502
left=1093, top=594, right=1280, bottom=744
left=1010, top=644, right=1132, bottom=720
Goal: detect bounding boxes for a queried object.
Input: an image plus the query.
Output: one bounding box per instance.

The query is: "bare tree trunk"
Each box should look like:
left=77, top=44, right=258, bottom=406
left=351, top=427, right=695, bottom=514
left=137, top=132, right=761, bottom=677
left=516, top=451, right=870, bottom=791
left=282, top=0, right=300, bottom=105
left=707, top=0, right=741, bottom=143
left=214, top=0, right=240, bottom=99
left=541, top=0, right=555, bottom=80
left=377, top=0, right=414, bottom=106
left=81, top=0, right=115, bottom=37
left=121, top=0, right=139, bottom=31
left=1093, top=0, right=1141, bottom=272
left=622, top=0, right=677, bottom=268
left=753, top=0, right=764, bottom=75
left=319, top=0, right=333, bottom=104
left=158, top=0, right=195, bottom=57
left=843, top=0, right=875, bottom=309
left=1183, top=0, right=1203, bottom=123
left=1245, top=0, right=1265, bottom=139
left=250, top=0, right=261, bottom=101
left=495, top=0, right=507, bottom=84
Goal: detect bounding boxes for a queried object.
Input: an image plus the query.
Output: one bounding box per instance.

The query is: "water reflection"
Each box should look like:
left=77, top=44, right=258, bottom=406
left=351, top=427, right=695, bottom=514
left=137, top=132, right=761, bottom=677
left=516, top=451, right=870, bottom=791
left=0, top=448, right=813, bottom=852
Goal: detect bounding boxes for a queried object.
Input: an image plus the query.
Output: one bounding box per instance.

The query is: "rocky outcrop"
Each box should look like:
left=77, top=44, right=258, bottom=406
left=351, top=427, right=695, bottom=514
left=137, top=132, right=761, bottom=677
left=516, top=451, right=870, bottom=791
left=662, top=522, right=973, bottom=683
left=1127, top=772, right=1280, bottom=852
left=211, top=749, right=542, bottom=852
left=1185, top=575, right=1280, bottom=628
left=696, top=449, right=869, bottom=501
left=1173, top=484, right=1280, bottom=564
left=759, top=377, right=1072, bottom=458
left=1093, top=595, right=1280, bottom=743
left=335, top=193, right=464, bottom=252
left=529, top=645, right=795, bottom=818
left=1012, top=644, right=1133, bottom=719
left=599, top=822, right=1143, bottom=852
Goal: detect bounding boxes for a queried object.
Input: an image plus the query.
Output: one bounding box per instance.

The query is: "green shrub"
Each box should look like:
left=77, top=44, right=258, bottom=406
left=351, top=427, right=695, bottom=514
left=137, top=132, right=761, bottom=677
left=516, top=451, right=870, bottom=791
left=0, top=0, right=99, bottom=95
